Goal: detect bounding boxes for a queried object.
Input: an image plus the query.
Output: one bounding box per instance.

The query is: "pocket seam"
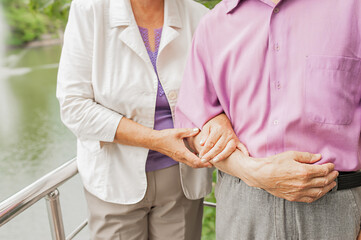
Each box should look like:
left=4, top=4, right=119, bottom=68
left=304, top=55, right=360, bottom=125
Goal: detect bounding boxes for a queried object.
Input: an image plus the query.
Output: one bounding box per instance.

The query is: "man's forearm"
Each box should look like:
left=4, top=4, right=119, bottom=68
left=188, top=133, right=251, bottom=181
left=211, top=150, right=252, bottom=182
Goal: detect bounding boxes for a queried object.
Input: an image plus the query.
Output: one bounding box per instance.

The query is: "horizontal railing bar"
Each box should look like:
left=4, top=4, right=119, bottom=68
left=204, top=201, right=216, bottom=208
left=66, top=220, right=88, bottom=240
left=0, top=158, right=78, bottom=227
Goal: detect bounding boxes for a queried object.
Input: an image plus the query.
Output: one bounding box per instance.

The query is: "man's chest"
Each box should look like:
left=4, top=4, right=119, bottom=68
left=210, top=0, right=361, bottom=97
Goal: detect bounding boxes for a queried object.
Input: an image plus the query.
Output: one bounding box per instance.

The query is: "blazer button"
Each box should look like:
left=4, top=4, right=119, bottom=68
left=168, top=91, right=177, bottom=100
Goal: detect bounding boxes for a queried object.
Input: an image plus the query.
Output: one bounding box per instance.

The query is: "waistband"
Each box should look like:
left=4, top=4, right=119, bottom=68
left=335, top=171, right=361, bottom=191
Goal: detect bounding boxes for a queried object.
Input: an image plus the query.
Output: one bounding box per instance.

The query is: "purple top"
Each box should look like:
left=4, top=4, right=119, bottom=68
left=139, top=26, right=178, bottom=172
left=175, top=0, right=361, bottom=171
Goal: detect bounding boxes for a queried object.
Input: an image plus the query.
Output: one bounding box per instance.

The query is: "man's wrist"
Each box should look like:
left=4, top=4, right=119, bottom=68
left=235, top=153, right=265, bottom=189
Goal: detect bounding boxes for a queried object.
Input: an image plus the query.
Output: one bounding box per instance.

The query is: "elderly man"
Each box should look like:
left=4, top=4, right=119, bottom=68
left=175, top=0, right=361, bottom=239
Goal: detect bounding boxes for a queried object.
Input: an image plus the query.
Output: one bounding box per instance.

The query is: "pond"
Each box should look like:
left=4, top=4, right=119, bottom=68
left=0, top=44, right=89, bottom=239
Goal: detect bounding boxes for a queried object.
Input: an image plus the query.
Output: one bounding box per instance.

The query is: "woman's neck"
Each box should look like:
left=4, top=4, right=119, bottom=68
left=130, top=0, right=164, bottom=29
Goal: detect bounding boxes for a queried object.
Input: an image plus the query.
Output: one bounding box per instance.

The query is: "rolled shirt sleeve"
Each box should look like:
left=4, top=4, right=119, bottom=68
left=56, top=1, right=122, bottom=142
left=175, top=20, right=223, bottom=129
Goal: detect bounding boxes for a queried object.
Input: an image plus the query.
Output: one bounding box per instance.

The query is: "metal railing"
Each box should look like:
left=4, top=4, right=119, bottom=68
left=0, top=158, right=216, bottom=240
left=0, top=158, right=85, bottom=240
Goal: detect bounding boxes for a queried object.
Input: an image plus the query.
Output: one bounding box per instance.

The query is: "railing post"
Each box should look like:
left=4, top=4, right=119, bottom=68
left=46, top=189, right=66, bottom=240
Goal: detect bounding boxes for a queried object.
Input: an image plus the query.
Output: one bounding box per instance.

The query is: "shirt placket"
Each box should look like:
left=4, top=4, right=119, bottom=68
left=266, top=4, right=286, bottom=156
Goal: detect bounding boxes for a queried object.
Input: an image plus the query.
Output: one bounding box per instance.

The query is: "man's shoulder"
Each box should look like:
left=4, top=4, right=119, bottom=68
left=204, top=1, right=229, bottom=20
left=192, top=1, right=227, bottom=37
left=196, top=1, right=228, bottom=29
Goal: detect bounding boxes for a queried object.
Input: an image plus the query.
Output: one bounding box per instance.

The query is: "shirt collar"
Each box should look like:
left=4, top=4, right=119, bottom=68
left=225, top=0, right=242, bottom=13
left=109, top=0, right=182, bottom=29
left=225, top=0, right=279, bottom=13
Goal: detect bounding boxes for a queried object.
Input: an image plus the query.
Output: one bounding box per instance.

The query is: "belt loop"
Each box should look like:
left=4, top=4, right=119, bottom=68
left=331, top=178, right=338, bottom=192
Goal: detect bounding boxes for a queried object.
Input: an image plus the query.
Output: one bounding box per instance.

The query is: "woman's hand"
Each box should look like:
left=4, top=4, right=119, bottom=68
left=151, top=128, right=212, bottom=168
left=196, top=113, right=248, bottom=164
left=113, top=117, right=210, bottom=168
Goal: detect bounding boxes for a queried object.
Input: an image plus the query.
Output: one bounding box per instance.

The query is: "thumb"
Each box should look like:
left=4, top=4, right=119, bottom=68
left=182, top=149, right=203, bottom=167
left=178, top=128, right=200, bottom=138
left=293, top=152, right=322, bottom=164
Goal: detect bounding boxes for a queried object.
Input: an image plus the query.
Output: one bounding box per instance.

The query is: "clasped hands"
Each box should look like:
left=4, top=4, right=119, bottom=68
left=154, top=113, right=338, bottom=204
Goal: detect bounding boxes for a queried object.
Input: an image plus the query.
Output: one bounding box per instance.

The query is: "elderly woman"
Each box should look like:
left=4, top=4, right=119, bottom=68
left=57, top=0, right=242, bottom=239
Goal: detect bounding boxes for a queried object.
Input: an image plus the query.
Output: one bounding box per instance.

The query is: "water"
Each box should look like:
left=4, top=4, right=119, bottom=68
left=0, top=44, right=89, bottom=239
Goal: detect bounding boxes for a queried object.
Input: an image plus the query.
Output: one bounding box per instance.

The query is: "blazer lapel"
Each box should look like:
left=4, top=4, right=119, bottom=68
left=119, top=26, right=150, bottom=64
left=158, top=0, right=182, bottom=56
left=109, top=0, right=151, bottom=64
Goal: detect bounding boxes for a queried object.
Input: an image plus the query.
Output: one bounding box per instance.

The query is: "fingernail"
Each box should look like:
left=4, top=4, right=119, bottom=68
left=201, top=158, right=207, bottom=163
left=213, top=157, right=219, bottom=163
left=207, top=165, right=213, bottom=168
left=200, top=139, right=205, bottom=145
left=193, top=128, right=199, bottom=132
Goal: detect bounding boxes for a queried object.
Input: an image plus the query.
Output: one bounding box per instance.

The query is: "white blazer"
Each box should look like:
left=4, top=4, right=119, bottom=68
left=56, top=0, right=212, bottom=204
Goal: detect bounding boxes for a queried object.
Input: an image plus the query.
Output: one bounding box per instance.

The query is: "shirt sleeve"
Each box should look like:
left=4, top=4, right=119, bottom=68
left=174, top=20, right=223, bottom=129
left=56, top=1, right=122, bottom=142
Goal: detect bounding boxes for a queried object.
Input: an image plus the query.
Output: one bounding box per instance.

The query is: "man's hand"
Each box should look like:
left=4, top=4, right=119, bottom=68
left=357, top=230, right=361, bottom=240
left=192, top=113, right=249, bottom=164
left=183, top=116, right=338, bottom=203
left=235, top=151, right=338, bottom=203
left=151, top=128, right=212, bottom=168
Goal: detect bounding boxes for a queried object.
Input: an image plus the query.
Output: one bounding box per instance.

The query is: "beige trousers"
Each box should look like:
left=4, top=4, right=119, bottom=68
left=84, top=164, right=204, bottom=240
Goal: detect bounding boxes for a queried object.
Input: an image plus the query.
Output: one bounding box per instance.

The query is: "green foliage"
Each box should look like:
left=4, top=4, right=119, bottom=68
left=1, top=0, right=71, bottom=46
left=196, top=0, right=221, bottom=9
left=202, top=170, right=217, bottom=240
left=4, top=6, right=45, bottom=45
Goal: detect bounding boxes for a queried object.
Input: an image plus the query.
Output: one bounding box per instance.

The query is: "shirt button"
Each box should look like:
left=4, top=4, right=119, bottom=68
left=277, top=82, right=281, bottom=89
left=274, top=8, right=280, bottom=13
left=168, top=91, right=177, bottom=100
left=273, top=120, right=279, bottom=125
left=274, top=43, right=280, bottom=51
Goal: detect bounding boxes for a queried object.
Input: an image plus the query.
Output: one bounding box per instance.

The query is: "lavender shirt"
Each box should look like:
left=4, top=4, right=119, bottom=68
left=139, top=26, right=178, bottom=172
left=175, top=0, right=361, bottom=171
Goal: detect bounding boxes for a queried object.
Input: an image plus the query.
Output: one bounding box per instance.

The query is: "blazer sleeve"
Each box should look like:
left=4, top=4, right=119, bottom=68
left=56, top=1, right=122, bottom=142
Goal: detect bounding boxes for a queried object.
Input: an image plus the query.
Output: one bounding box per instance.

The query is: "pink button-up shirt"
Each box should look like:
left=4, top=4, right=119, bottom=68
left=175, top=0, right=361, bottom=171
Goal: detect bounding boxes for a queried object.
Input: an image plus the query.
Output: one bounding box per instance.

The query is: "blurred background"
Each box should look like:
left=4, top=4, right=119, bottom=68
left=0, top=0, right=220, bottom=239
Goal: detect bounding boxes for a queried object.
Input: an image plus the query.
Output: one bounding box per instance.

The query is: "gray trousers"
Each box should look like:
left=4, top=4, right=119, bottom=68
left=215, top=171, right=361, bottom=240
